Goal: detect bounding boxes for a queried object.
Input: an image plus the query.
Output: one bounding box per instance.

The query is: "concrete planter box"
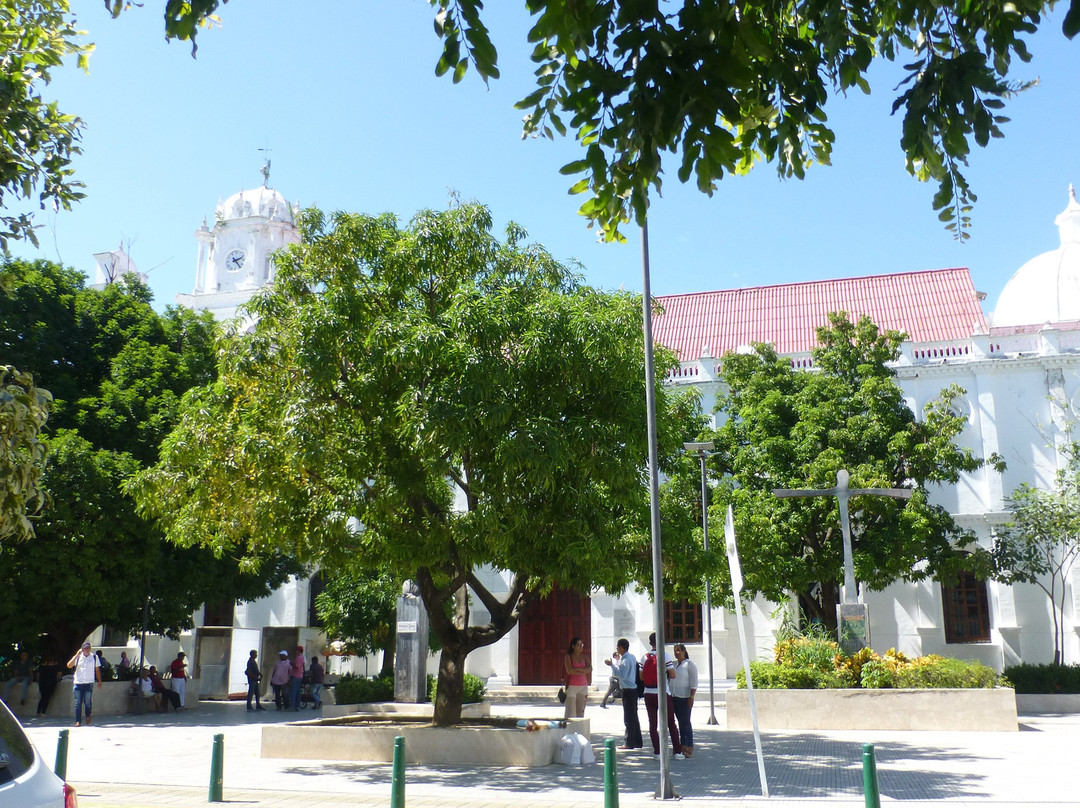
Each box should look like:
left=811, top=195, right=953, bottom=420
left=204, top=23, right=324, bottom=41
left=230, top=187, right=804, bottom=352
left=321, top=700, right=489, bottom=720
left=262, top=714, right=589, bottom=767
left=6, top=678, right=201, bottom=719
left=727, top=687, right=1017, bottom=731
left=1016, top=693, right=1080, bottom=714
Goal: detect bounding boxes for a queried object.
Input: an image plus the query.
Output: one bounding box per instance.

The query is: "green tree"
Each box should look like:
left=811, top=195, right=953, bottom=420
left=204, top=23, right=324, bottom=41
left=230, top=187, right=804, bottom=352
left=133, top=201, right=698, bottom=724
left=0, top=0, right=91, bottom=248
left=0, top=365, right=51, bottom=544
left=0, top=259, right=300, bottom=655
left=992, top=450, right=1080, bottom=665
left=314, top=569, right=401, bottom=678
left=702, top=313, right=995, bottom=630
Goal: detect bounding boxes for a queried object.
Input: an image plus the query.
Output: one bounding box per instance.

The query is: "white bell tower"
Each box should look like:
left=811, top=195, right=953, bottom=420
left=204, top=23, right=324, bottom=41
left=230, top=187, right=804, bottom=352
left=177, top=161, right=299, bottom=322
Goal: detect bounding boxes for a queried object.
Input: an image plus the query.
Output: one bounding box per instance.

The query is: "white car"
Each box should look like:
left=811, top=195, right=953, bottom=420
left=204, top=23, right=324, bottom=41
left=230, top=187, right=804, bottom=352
left=0, top=700, right=77, bottom=807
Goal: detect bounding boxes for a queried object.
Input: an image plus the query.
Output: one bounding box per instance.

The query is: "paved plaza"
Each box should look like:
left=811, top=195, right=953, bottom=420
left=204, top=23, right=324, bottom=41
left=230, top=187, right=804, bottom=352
left=21, top=691, right=1078, bottom=808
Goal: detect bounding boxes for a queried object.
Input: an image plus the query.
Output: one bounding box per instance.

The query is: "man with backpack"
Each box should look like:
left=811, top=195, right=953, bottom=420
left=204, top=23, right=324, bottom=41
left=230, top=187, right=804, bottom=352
left=605, top=637, right=642, bottom=749
left=642, top=632, right=684, bottom=759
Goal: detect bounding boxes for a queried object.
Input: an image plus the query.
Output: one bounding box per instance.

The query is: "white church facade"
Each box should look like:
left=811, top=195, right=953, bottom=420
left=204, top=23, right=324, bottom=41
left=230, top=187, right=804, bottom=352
left=136, top=182, right=1080, bottom=695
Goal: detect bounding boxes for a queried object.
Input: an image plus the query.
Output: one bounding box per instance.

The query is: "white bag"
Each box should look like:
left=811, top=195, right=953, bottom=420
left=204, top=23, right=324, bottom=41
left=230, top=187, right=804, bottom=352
left=554, top=732, right=594, bottom=765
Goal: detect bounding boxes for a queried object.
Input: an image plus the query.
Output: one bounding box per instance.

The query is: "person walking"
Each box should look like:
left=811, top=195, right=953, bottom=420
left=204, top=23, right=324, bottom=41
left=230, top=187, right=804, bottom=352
left=245, top=650, right=265, bottom=711
left=309, top=656, right=324, bottom=709
left=642, top=632, right=683, bottom=759
left=270, top=650, right=291, bottom=710
left=562, top=637, right=591, bottom=718
left=288, top=645, right=305, bottom=711
left=671, top=643, right=699, bottom=758
left=169, top=652, right=188, bottom=709
left=605, top=637, right=642, bottom=749
left=4, top=650, right=33, bottom=706
left=66, top=642, right=101, bottom=726
left=36, top=655, right=62, bottom=715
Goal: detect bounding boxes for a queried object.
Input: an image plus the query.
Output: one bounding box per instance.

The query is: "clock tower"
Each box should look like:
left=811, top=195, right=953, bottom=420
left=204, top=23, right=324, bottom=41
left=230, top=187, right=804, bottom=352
left=176, top=165, right=299, bottom=322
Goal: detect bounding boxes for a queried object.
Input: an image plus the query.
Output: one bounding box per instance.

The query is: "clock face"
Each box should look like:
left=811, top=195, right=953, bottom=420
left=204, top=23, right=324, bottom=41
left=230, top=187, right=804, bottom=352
left=225, top=249, right=246, bottom=272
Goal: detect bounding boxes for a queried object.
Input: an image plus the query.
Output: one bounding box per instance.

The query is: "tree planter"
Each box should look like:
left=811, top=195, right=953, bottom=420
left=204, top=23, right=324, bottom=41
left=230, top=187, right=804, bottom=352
left=1015, top=694, right=1080, bottom=714
left=726, top=688, right=1017, bottom=731
left=261, top=714, right=589, bottom=767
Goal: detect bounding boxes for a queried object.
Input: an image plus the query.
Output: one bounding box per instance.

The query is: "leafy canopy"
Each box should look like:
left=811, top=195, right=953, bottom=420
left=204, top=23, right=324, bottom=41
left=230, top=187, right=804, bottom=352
left=701, top=313, right=995, bottom=628
left=133, top=201, right=697, bottom=723
left=0, top=365, right=51, bottom=544
left=0, top=0, right=92, bottom=248
left=0, top=260, right=299, bottom=655
left=431, top=0, right=1072, bottom=240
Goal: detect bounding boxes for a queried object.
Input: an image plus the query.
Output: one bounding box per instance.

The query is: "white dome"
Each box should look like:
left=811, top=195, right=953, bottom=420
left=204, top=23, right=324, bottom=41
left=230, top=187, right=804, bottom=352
left=216, top=185, right=294, bottom=225
left=991, top=186, right=1080, bottom=328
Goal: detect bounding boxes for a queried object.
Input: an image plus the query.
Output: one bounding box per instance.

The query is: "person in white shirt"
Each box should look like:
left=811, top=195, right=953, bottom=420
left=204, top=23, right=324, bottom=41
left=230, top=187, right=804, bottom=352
left=66, top=641, right=102, bottom=726
left=671, top=643, right=699, bottom=758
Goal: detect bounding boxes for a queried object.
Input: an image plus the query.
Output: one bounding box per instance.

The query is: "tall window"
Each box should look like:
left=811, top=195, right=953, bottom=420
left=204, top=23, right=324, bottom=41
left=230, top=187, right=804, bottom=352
left=941, top=572, right=991, bottom=643
left=664, top=599, right=703, bottom=644
left=202, top=600, right=235, bottom=628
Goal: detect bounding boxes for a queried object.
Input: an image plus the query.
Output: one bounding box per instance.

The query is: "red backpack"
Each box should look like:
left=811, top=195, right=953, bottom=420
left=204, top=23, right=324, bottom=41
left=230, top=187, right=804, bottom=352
left=641, top=651, right=659, bottom=687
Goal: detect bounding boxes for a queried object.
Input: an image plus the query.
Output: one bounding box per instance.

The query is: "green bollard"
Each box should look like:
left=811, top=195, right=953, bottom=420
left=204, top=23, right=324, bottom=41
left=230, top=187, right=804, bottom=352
left=54, top=729, right=69, bottom=781
left=208, top=733, right=224, bottom=803
left=604, top=737, right=619, bottom=808
left=391, top=735, right=405, bottom=808
left=862, top=743, right=881, bottom=808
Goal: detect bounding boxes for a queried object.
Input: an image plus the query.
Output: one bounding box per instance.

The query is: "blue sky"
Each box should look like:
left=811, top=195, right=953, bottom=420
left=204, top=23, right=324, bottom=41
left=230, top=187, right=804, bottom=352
left=12, top=1, right=1079, bottom=318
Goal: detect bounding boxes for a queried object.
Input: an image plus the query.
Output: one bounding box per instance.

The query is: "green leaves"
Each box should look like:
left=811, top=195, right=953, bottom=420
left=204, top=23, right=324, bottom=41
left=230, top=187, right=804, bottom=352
left=0, top=0, right=92, bottom=249
left=0, top=366, right=52, bottom=545
left=423, top=0, right=1060, bottom=240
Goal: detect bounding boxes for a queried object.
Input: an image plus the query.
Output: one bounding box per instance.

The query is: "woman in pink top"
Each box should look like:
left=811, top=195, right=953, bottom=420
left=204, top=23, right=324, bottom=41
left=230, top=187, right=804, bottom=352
left=288, top=645, right=305, bottom=711
left=563, top=637, right=592, bottom=718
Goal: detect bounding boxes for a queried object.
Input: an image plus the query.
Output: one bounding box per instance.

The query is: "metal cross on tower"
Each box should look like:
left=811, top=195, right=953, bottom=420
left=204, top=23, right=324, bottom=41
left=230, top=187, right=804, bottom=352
left=773, top=469, right=912, bottom=651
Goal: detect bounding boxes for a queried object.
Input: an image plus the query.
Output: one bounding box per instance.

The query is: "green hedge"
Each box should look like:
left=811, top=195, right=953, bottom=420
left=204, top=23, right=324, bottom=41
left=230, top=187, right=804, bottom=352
left=426, top=673, right=487, bottom=704
left=333, top=674, right=395, bottom=704
left=1003, top=663, right=1080, bottom=694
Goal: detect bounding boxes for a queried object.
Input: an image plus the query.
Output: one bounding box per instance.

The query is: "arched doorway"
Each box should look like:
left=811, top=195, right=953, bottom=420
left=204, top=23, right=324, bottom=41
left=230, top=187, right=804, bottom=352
left=517, top=586, right=591, bottom=684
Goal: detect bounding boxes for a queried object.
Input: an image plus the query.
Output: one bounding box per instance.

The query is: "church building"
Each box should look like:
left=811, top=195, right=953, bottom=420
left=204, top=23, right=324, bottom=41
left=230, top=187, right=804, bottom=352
left=155, top=183, right=1080, bottom=694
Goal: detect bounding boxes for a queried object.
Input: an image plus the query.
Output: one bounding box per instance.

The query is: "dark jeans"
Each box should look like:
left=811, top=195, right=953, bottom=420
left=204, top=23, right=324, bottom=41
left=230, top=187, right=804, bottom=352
left=246, top=679, right=261, bottom=709
left=37, top=682, right=57, bottom=715
left=272, top=683, right=286, bottom=710
left=155, top=688, right=181, bottom=711
left=620, top=692, right=643, bottom=747
left=289, top=677, right=303, bottom=710
left=644, top=692, right=682, bottom=755
left=673, top=695, right=693, bottom=748
left=73, top=683, right=93, bottom=723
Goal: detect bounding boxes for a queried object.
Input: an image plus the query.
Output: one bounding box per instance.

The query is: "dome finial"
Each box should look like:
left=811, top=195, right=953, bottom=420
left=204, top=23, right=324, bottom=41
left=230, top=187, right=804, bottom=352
left=1056, top=183, right=1080, bottom=245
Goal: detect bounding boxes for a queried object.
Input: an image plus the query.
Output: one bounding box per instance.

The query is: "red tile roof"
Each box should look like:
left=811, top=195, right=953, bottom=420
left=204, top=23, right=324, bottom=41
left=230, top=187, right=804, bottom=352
left=653, top=268, right=988, bottom=362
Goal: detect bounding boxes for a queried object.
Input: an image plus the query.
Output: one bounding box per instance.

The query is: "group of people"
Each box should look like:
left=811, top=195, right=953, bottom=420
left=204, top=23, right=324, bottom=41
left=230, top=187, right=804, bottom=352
left=564, top=632, right=699, bottom=759
left=255, top=646, right=324, bottom=712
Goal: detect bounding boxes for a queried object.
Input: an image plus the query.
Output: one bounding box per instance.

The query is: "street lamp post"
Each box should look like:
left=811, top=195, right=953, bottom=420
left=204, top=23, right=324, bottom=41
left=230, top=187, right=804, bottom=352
left=683, top=441, right=718, bottom=725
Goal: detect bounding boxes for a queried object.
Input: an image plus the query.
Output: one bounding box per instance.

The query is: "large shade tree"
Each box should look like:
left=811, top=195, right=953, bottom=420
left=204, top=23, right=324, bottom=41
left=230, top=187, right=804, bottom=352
left=0, top=260, right=300, bottom=656
left=0, top=365, right=51, bottom=544
left=132, top=202, right=698, bottom=724
left=696, top=313, right=999, bottom=630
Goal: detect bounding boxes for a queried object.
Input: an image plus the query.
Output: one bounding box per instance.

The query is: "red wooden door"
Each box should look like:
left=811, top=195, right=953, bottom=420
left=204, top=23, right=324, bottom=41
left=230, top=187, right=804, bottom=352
left=517, top=587, right=591, bottom=684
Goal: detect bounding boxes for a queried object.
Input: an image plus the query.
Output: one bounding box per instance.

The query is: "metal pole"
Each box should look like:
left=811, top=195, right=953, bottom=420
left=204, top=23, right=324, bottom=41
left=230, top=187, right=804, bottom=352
left=208, top=733, right=224, bottom=802
left=604, top=737, right=619, bottom=808
left=699, top=448, right=718, bottom=725
left=641, top=219, right=675, bottom=799
left=136, top=584, right=149, bottom=715
left=391, top=735, right=406, bottom=808
left=54, top=729, right=69, bottom=781
left=862, top=743, right=881, bottom=808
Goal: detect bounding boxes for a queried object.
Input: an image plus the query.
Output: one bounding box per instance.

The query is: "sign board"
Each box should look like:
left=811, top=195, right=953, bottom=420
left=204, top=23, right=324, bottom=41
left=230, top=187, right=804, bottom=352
left=396, top=621, right=418, bottom=634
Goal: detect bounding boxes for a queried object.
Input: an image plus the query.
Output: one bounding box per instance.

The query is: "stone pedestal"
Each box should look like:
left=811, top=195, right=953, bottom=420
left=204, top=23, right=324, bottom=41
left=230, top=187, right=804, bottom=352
left=394, top=581, right=429, bottom=703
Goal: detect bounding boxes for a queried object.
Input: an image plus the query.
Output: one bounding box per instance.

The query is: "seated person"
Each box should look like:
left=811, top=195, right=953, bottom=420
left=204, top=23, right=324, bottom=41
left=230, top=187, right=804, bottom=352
left=138, top=668, right=157, bottom=708
left=148, top=666, right=181, bottom=712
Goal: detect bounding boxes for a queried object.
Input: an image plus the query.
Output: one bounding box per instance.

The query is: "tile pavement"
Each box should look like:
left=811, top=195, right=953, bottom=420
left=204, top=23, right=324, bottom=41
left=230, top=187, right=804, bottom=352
left=20, top=691, right=1079, bottom=807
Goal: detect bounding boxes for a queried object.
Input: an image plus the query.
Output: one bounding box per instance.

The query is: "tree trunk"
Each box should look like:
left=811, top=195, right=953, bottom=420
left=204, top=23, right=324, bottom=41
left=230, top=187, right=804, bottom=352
left=379, top=635, right=395, bottom=679
left=432, top=643, right=467, bottom=726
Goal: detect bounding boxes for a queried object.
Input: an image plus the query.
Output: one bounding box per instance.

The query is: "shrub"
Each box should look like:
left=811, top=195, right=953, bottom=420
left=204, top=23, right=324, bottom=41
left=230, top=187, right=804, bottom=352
left=892, top=656, right=1000, bottom=689
left=1003, top=663, right=1080, bottom=694
left=426, top=673, right=487, bottom=704
left=737, top=661, right=854, bottom=689
left=333, top=673, right=394, bottom=704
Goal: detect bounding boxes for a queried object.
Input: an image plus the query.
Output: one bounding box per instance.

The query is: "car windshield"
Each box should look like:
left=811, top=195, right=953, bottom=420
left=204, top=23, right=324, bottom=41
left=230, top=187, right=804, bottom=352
left=0, top=700, right=34, bottom=784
